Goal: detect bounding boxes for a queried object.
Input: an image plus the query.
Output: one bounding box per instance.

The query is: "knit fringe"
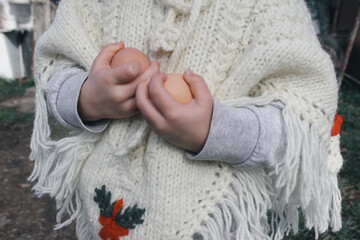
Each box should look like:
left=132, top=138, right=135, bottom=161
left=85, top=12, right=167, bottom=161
left=28, top=87, right=100, bottom=230
left=191, top=96, right=342, bottom=240
left=329, top=173, right=342, bottom=230
left=327, top=134, right=343, bottom=232
left=191, top=169, right=273, bottom=240
left=268, top=107, right=342, bottom=239
left=76, top=194, right=96, bottom=240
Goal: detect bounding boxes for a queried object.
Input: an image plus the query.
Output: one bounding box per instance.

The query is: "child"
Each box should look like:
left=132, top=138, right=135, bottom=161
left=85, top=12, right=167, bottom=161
left=30, top=0, right=343, bottom=239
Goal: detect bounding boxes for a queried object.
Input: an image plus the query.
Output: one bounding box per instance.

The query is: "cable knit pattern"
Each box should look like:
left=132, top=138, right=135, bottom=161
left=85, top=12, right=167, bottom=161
left=30, top=0, right=342, bottom=239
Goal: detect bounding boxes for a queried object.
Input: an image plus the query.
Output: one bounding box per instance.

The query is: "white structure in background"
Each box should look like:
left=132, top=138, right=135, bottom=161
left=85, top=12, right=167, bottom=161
left=0, top=0, right=33, bottom=80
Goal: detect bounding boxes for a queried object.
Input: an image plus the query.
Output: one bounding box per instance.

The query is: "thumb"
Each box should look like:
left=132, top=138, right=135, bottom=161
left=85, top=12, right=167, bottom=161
left=91, top=42, right=125, bottom=71
left=183, top=69, right=212, bottom=106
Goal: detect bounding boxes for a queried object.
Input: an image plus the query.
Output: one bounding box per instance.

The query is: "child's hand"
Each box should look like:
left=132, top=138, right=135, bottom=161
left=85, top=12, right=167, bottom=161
left=78, top=42, right=160, bottom=121
left=136, top=70, right=213, bottom=153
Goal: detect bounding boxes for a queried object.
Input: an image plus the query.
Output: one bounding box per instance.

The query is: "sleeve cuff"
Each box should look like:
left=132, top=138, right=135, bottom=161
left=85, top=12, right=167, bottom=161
left=47, top=68, right=84, bottom=129
left=186, top=99, right=260, bottom=165
left=234, top=102, right=286, bottom=169
left=56, top=71, right=110, bottom=133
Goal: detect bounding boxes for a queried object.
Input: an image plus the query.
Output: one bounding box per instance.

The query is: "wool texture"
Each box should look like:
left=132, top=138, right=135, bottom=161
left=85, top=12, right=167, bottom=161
left=29, top=0, right=343, bottom=239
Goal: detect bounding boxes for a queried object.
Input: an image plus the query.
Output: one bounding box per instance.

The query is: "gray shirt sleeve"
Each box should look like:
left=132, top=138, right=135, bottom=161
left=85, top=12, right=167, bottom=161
left=187, top=100, right=286, bottom=169
left=46, top=68, right=109, bottom=132
left=48, top=69, right=286, bottom=169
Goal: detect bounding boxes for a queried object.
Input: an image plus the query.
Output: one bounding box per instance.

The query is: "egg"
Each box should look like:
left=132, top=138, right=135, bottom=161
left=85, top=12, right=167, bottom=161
left=111, top=49, right=193, bottom=104
left=164, top=73, right=193, bottom=104
left=111, top=47, right=151, bottom=74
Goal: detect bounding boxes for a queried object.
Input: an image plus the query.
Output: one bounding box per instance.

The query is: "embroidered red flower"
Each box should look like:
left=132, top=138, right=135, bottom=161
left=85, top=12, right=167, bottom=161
left=331, top=114, right=343, bottom=136
left=98, top=199, right=129, bottom=240
left=94, top=185, right=146, bottom=240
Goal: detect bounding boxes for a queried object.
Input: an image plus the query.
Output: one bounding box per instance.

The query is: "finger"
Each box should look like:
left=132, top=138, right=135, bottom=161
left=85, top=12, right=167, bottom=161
left=111, top=60, right=159, bottom=100
left=120, top=97, right=138, bottom=112
left=111, top=60, right=141, bottom=84
left=136, top=80, right=165, bottom=127
left=131, top=60, right=160, bottom=86
left=92, top=42, right=125, bottom=71
left=106, top=98, right=139, bottom=119
left=123, top=60, right=160, bottom=98
left=148, top=72, right=179, bottom=115
left=183, top=69, right=212, bottom=107
left=117, top=98, right=139, bottom=118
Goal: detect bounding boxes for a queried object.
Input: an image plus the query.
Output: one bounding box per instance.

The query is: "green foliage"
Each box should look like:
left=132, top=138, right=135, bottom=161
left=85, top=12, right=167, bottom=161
left=0, top=107, right=34, bottom=126
left=334, top=80, right=360, bottom=239
left=338, top=81, right=360, bottom=184
left=0, top=78, right=34, bottom=100
left=0, top=78, right=35, bottom=126
left=115, top=204, right=146, bottom=230
left=94, top=185, right=114, bottom=218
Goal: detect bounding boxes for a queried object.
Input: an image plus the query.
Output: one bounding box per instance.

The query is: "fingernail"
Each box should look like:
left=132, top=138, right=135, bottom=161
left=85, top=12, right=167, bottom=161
left=185, top=69, right=193, bottom=76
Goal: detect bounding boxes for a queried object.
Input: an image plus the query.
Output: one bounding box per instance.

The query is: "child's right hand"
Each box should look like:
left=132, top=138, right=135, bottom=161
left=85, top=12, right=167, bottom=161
left=78, top=42, right=160, bottom=121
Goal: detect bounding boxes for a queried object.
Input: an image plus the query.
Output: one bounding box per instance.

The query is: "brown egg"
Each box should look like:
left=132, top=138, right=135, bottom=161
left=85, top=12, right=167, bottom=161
left=164, top=73, right=193, bottom=104
left=111, top=47, right=151, bottom=74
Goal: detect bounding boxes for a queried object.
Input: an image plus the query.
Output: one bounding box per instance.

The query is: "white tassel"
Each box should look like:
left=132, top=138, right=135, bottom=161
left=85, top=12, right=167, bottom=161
left=76, top=191, right=96, bottom=240
left=28, top=86, right=101, bottom=231
left=327, top=134, right=343, bottom=232
left=176, top=167, right=272, bottom=240
left=205, top=170, right=271, bottom=240
left=269, top=106, right=342, bottom=239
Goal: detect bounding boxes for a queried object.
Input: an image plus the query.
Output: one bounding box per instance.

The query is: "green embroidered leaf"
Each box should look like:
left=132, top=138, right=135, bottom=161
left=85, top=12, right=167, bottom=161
left=115, top=204, right=146, bottom=229
left=93, top=185, right=113, bottom=218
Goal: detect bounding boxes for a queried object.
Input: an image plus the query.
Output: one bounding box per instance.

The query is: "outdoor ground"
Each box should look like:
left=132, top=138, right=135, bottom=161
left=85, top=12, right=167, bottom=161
left=0, top=81, right=76, bottom=240
left=0, top=77, right=359, bottom=239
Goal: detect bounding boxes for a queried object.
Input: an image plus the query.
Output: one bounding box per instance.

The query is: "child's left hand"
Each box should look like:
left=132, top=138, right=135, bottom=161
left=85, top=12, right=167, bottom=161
left=136, top=69, right=213, bottom=153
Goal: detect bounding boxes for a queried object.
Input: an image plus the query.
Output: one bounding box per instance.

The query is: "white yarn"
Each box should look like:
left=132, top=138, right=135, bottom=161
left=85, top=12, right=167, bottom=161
left=149, top=7, right=183, bottom=52
left=30, top=0, right=343, bottom=239
left=29, top=85, right=101, bottom=230
left=167, top=0, right=204, bottom=71
left=268, top=106, right=341, bottom=239
left=182, top=168, right=272, bottom=240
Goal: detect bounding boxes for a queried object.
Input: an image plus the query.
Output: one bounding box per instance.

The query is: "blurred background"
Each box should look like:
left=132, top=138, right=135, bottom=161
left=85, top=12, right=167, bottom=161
left=0, top=0, right=359, bottom=239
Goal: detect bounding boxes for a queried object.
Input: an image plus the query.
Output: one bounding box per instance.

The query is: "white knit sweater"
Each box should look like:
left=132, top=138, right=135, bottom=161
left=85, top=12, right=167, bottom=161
left=30, top=0, right=343, bottom=239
